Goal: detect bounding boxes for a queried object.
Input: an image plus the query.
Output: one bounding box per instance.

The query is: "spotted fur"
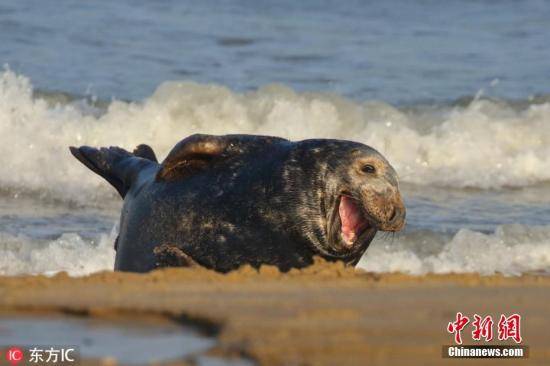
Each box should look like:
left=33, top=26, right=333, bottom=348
left=70, top=134, right=405, bottom=272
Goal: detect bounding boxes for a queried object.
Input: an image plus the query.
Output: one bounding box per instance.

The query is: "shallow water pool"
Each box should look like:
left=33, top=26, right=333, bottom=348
left=0, top=315, right=252, bottom=365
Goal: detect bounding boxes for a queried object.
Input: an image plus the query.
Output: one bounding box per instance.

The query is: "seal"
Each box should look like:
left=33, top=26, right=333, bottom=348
left=70, top=134, right=405, bottom=272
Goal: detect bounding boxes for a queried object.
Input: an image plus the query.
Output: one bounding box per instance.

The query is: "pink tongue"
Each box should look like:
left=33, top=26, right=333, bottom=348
left=339, top=196, right=364, bottom=245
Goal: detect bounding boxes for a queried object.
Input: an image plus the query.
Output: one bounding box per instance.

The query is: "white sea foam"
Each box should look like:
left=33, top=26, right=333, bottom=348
left=2, top=69, right=550, bottom=205
left=2, top=222, right=548, bottom=277
left=358, top=224, right=550, bottom=276
left=0, top=228, right=116, bottom=276
left=2, top=70, right=550, bottom=277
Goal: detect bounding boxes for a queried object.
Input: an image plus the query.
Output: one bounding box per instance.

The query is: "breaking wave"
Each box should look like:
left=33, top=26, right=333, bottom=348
left=359, top=224, right=550, bottom=276
left=0, top=228, right=116, bottom=277
left=1, top=222, right=549, bottom=277
left=2, top=69, right=550, bottom=205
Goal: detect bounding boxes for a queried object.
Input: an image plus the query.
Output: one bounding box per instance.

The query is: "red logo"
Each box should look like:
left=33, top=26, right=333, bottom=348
left=472, top=314, right=494, bottom=342
left=447, top=313, right=522, bottom=344
left=498, top=314, right=522, bottom=343
left=447, top=312, right=470, bottom=344
left=6, top=347, right=24, bottom=366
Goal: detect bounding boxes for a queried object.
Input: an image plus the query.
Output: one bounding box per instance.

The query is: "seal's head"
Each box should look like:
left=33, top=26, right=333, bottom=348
left=291, top=140, right=405, bottom=264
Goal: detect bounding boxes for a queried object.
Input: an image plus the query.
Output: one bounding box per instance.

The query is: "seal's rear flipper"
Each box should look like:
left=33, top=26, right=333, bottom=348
left=133, top=144, right=157, bottom=162
left=70, top=145, right=156, bottom=198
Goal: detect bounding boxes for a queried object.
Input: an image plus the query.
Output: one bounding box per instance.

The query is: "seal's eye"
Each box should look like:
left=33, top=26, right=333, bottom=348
left=361, top=164, right=376, bottom=174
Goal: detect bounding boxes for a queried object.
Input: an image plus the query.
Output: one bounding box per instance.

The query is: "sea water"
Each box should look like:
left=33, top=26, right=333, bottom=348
left=1, top=1, right=549, bottom=276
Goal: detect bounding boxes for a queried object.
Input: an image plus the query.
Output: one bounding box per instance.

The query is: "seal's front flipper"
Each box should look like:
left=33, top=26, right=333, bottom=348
left=156, top=134, right=226, bottom=181
left=153, top=244, right=199, bottom=268
left=70, top=145, right=157, bottom=198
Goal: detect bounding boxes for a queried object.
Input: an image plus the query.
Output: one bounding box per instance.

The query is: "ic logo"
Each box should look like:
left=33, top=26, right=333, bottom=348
left=5, top=347, right=24, bottom=366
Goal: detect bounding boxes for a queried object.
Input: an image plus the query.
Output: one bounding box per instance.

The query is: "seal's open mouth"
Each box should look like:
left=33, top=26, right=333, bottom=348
left=339, top=195, right=369, bottom=246
left=324, top=192, right=378, bottom=259
left=336, top=194, right=377, bottom=249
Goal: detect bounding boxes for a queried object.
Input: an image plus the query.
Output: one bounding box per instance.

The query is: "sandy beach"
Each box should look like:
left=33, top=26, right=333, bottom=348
left=1, top=2, right=550, bottom=365
left=0, top=259, right=547, bottom=365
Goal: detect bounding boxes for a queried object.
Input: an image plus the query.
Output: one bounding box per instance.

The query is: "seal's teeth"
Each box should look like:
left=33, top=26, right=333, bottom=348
left=341, top=232, right=356, bottom=246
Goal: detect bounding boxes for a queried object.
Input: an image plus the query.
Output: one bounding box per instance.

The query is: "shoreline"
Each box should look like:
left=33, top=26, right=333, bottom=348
left=0, top=260, right=548, bottom=365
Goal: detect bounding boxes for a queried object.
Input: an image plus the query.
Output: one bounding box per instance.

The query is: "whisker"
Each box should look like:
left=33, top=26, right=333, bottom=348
left=379, top=231, right=391, bottom=241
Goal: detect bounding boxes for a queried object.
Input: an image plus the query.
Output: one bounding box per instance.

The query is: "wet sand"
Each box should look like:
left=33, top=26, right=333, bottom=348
left=0, top=259, right=548, bottom=365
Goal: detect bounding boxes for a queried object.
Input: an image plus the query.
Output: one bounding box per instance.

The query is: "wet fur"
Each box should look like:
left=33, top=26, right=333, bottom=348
left=70, top=134, right=403, bottom=272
